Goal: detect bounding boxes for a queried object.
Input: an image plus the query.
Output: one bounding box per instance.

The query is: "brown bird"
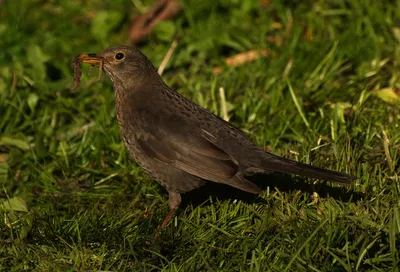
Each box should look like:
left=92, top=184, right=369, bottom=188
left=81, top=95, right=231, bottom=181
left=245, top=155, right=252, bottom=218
left=75, top=46, right=356, bottom=236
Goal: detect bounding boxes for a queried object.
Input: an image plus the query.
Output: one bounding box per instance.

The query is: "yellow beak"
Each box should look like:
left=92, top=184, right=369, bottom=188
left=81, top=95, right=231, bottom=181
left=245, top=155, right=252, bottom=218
left=77, top=53, right=103, bottom=65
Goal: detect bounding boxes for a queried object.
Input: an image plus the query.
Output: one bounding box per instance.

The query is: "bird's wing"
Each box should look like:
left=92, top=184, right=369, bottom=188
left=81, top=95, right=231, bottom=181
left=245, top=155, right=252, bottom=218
left=133, top=108, right=239, bottom=183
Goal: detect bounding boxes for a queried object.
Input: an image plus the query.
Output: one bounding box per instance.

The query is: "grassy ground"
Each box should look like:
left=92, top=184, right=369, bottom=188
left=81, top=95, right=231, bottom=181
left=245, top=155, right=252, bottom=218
left=1, top=0, right=400, bottom=271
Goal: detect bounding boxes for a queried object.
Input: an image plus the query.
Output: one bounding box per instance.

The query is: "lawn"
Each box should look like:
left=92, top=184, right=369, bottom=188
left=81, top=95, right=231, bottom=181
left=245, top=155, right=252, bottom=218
left=1, top=0, right=399, bottom=271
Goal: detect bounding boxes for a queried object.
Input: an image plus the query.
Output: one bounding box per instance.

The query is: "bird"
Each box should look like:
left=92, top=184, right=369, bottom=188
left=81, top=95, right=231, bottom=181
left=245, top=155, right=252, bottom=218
left=75, top=46, right=356, bottom=236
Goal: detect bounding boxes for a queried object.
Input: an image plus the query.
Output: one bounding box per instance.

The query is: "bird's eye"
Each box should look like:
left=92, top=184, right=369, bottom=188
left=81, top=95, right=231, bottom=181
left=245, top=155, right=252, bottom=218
left=115, top=52, right=125, bottom=60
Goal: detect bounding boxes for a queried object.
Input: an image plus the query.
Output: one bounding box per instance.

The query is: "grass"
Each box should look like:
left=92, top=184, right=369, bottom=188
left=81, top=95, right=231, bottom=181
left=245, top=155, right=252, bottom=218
left=1, top=0, right=400, bottom=271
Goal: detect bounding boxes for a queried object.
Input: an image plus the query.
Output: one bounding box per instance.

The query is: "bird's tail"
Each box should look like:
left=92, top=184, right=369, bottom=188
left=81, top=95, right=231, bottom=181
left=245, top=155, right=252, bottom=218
left=254, top=152, right=356, bottom=185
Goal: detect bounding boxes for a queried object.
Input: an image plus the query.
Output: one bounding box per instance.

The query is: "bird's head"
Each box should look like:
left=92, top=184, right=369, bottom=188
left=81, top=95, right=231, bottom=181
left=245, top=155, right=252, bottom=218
left=76, top=46, right=161, bottom=91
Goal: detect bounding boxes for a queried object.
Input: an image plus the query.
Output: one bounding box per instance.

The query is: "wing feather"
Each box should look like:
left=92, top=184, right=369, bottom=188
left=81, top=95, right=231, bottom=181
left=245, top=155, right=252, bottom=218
left=133, top=108, right=239, bottom=183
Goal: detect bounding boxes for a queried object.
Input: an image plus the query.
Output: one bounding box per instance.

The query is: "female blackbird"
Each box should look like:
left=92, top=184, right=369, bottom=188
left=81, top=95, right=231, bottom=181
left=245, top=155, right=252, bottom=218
left=75, top=46, right=356, bottom=236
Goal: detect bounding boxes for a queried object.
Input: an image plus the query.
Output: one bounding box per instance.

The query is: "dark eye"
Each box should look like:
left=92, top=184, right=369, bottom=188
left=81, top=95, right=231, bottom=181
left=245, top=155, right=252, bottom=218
left=115, top=52, right=124, bottom=60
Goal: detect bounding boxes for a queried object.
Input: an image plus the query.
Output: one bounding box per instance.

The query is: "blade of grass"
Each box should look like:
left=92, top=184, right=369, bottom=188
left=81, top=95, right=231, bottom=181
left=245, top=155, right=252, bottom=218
left=286, top=78, right=310, bottom=128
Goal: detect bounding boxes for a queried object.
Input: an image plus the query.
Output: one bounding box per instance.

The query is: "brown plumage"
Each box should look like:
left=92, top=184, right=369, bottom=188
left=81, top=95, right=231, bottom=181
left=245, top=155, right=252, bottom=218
left=75, top=46, right=356, bottom=236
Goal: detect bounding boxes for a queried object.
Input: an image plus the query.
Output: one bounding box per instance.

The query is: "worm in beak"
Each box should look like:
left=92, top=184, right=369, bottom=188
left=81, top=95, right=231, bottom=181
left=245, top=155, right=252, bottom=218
left=72, top=53, right=104, bottom=90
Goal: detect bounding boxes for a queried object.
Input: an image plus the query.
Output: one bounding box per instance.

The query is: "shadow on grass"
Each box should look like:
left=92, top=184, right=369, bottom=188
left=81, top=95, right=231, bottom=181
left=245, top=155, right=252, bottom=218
left=148, top=173, right=364, bottom=257
left=181, top=173, right=363, bottom=208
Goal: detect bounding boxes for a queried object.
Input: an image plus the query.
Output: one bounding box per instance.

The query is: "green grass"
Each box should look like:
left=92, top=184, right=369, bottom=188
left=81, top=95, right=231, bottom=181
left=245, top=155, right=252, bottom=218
left=1, top=0, right=400, bottom=271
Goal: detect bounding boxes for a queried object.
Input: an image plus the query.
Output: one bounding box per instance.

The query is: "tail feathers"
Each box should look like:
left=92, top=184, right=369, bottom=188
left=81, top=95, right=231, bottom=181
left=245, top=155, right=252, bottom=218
left=255, top=153, right=356, bottom=185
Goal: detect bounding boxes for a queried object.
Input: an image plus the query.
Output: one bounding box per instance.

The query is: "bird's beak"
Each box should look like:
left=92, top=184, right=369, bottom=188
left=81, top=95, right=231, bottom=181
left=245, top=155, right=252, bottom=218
left=77, top=53, right=103, bottom=66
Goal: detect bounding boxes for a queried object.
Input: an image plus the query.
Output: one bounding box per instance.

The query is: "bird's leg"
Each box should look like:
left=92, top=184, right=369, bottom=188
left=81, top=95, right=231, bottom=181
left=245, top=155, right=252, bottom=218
left=153, top=191, right=181, bottom=239
left=160, top=191, right=181, bottom=229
